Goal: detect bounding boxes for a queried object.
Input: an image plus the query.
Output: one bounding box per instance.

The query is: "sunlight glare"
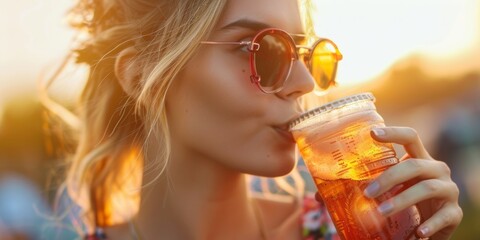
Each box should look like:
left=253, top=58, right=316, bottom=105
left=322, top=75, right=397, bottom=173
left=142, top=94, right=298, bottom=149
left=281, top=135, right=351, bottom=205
left=313, top=0, right=480, bottom=86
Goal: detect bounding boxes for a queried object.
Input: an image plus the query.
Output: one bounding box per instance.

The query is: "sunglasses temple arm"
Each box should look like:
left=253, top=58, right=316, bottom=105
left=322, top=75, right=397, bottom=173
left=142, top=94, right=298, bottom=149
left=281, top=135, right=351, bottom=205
left=201, top=41, right=251, bottom=46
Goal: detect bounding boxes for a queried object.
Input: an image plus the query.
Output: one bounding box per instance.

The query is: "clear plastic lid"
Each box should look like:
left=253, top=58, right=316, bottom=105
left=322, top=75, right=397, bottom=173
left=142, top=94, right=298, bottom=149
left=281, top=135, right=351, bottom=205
left=289, top=92, right=375, bottom=130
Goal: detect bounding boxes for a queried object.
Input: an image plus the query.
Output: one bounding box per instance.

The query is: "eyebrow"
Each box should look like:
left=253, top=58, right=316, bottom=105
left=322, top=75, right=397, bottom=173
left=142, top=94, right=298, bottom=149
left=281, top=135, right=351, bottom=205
left=219, top=18, right=308, bottom=42
left=220, top=19, right=273, bottom=31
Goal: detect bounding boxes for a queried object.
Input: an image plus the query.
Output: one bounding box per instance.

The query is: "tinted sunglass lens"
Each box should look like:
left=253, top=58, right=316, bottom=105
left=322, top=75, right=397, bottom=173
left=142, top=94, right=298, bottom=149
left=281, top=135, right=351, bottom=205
left=311, top=40, right=338, bottom=91
left=255, top=33, right=292, bottom=92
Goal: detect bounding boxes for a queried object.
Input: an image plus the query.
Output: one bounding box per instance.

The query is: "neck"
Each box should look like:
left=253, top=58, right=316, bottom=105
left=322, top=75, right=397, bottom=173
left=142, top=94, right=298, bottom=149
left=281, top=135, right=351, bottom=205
left=136, top=150, right=264, bottom=240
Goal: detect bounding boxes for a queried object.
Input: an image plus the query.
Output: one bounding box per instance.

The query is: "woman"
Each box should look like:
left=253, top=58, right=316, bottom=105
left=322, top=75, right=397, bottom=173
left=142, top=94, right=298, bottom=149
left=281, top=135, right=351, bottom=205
left=55, top=0, right=462, bottom=239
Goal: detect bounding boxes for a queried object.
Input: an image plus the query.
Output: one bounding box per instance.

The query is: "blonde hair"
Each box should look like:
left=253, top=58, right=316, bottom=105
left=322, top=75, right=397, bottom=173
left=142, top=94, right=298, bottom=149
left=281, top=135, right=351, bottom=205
left=57, top=0, right=228, bottom=232
left=46, top=0, right=315, bottom=235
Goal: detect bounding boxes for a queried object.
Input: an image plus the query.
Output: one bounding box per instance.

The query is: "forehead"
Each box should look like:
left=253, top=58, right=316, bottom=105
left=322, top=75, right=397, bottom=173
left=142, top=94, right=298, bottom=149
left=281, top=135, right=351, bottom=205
left=216, top=0, right=304, bottom=33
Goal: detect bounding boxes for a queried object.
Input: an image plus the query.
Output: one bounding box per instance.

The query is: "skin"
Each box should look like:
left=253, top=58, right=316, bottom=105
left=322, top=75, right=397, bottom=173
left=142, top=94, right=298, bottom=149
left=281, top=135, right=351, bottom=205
left=110, top=0, right=462, bottom=239
left=366, top=127, right=463, bottom=239
left=112, top=0, right=312, bottom=239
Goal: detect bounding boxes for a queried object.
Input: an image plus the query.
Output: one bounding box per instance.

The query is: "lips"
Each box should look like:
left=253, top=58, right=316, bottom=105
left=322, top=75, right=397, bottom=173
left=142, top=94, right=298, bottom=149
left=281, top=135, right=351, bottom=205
left=272, top=115, right=301, bottom=143
left=273, top=126, right=296, bottom=143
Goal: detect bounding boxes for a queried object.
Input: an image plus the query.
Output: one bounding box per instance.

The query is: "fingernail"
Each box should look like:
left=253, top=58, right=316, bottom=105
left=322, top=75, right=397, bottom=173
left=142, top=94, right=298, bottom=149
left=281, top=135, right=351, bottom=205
left=377, top=201, right=394, bottom=215
left=372, top=128, right=386, bottom=136
left=364, top=181, right=380, bottom=198
left=419, top=226, right=429, bottom=236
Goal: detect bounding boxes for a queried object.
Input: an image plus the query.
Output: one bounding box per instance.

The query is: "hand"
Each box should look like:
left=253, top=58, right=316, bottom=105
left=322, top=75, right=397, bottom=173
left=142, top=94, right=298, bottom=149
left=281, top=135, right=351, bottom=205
left=362, top=126, right=463, bottom=239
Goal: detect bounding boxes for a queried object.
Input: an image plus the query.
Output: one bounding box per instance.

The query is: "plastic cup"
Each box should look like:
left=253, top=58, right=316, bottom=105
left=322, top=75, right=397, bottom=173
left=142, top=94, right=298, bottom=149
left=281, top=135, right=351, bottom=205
left=290, top=92, right=421, bottom=240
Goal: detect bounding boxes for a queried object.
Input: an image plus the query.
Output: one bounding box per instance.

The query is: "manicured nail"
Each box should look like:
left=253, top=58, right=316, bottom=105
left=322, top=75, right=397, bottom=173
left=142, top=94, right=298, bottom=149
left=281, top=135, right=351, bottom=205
left=377, top=201, right=394, bottom=215
left=372, top=128, right=386, bottom=136
left=364, top=181, right=380, bottom=198
left=419, top=226, right=429, bottom=236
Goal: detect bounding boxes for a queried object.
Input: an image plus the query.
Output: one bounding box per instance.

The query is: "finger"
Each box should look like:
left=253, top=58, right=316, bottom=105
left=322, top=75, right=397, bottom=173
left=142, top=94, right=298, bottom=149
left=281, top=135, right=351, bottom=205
left=416, top=203, right=463, bottom=239
left=375, top=179, right=459, bottom=217
left=371, top=126, right=431, bottom=159
left=364, top=158, right=452, bottom=198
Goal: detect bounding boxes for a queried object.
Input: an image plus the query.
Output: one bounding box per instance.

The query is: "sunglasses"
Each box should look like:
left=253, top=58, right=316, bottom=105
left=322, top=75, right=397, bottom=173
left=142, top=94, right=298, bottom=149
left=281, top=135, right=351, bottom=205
left=201, top=28, right=342, bottom=94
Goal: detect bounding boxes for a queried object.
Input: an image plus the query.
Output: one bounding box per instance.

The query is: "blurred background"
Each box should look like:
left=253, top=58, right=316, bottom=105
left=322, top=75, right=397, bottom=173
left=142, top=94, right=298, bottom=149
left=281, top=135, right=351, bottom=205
left=0, top=0, right=479, bottom=239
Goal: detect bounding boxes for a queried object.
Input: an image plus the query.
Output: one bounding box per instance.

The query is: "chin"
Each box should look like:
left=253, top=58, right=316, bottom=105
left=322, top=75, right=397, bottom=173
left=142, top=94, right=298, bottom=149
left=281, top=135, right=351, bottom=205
left=254, top=150, right=296, bottom=177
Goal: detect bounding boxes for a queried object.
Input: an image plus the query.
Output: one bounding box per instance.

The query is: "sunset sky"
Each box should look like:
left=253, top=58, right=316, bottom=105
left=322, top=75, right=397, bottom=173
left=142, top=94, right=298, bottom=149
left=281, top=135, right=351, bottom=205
left=0, top=0, right=479, bottom=105
left=313, top=0, right=480, bottom=85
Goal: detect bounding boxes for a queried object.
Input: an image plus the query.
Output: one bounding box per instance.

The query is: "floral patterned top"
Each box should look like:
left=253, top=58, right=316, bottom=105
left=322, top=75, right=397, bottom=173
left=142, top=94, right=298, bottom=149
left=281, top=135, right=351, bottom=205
left=301, top=193, right=340, bottom=240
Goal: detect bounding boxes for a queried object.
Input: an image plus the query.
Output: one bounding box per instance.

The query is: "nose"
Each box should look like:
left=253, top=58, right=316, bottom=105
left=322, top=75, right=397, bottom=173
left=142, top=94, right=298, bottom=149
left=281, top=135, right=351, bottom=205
left=276, top=60, right=315, bottom=100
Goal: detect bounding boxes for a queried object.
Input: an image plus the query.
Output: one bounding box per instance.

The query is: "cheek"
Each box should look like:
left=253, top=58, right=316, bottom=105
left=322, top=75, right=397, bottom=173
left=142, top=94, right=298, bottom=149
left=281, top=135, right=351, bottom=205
left=166, top=49, right=295, bottom=175
left=182, top=50, right=264, bottom=129
left=167, top=48, right=262, bottom=147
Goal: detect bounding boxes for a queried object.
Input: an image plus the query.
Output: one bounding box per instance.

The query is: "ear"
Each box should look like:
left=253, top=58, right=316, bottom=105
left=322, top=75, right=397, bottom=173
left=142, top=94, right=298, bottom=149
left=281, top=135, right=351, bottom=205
left=114, top=46, right=141, bottom=97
